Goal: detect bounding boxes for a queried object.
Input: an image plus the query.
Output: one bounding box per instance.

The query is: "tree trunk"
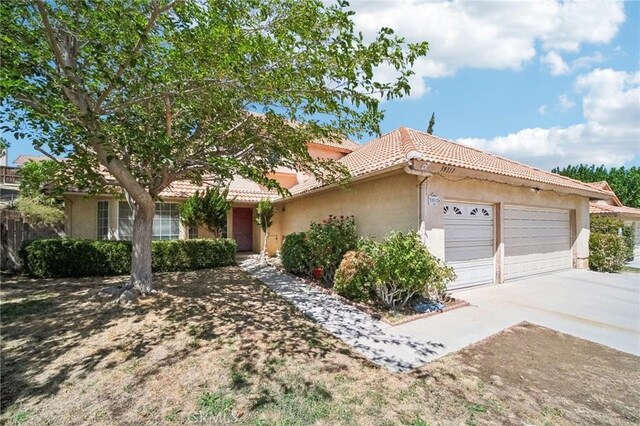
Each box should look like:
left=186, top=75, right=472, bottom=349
left=260, top=229, right=269, bottom=264
left=130, top=198, right=155, bottom=293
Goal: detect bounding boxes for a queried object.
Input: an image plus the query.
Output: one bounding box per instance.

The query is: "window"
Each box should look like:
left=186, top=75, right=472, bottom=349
left=97, top=201, right=109, bottom=240
left=118, top=202, right=133, bottom=240
left=153, top=203, right=180, bottom=240
left=118, top=202, right=180, bottom=240
left=188, top=226, right=198, bottom=239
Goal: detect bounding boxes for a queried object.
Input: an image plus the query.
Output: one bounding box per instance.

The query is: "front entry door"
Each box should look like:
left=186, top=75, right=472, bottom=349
left=232, top=208, right=253, bottom=252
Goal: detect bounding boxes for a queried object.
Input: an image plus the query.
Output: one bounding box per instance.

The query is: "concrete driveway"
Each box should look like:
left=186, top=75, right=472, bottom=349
left=392, top=269, right=640, bottom=359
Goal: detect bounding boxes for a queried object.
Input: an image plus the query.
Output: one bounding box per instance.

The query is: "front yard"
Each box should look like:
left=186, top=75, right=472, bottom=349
left=1, top=267, right=638, bottom=425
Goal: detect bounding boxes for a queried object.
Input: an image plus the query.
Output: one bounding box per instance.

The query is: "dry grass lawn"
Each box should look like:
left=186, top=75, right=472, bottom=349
left=1, top=267, right=638, bottom=425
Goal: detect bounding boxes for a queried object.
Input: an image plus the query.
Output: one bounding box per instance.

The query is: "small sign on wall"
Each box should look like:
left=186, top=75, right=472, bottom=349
left=427, top=192, right=440, bottom=205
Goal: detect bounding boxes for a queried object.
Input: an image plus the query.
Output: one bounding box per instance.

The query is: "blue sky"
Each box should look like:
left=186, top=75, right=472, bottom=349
left=5, top=0, right=640, bottom=171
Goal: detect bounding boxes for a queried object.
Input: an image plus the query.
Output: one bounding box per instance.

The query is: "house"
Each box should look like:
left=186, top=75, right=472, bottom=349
left=587, top=181, right=640, bottom=258
left=62, top=127, right=611, bottom=289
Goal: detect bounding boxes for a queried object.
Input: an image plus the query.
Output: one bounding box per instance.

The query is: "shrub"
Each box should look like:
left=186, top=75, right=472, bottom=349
left=16, top=197, right=65, bottom=225
left=179, top=188, right=231, bottom=237
left=589, top=232, right=626, bottom=272
left=281, top=232, right=311, bottom=276
left=307, top=215, right=358, bottom=285
left=20, top=238, right=236, bottom=278
left=591, top=216, right=635, bottom=260
left=371, top=231, right=456, bottom=310
left=334, top=250, right=376, bottom=302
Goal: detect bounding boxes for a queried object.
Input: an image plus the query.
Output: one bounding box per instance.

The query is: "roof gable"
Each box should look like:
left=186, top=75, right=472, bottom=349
left=289, top=127, right=613, bottom=198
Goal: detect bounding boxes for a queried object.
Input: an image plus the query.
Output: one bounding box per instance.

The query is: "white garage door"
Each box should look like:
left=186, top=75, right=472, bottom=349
left=504, top=206, right=571, bottom=280
left=444, top=202, right=495, bottom=289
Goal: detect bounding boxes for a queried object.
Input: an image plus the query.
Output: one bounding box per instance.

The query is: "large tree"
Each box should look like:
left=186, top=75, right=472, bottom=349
left=552, top=164, right=640, bottom=208
left=1, top=0, right=427, bottom=294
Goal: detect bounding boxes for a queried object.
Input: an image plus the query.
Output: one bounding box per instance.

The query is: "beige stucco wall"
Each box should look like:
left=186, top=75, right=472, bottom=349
left=273, top=171, right=420, bottom=247
left=65, top=194, right=189, bottom=240
left=64, top=168, right=593, bottom=271
left=420, top=173, right=591, bottom=272
left=65, top=194, right=117, bottom=239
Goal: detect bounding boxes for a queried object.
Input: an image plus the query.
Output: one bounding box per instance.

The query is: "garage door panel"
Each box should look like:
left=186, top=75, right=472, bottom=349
left=444, top=202, right=495, bottom=289
left=504, top=206, right=571, bottom=280
left=447, top=259, right=495, bottom=288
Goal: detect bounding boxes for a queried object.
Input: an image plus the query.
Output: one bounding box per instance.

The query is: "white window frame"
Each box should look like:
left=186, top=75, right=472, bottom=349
left=96, top=200, right=110, bottom=240
left=117, top=201, right=180, bottom=240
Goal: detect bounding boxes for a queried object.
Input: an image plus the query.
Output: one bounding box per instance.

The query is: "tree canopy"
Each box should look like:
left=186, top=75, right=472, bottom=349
left=0, top=0, right=428, bottom=292
left=552, top=164, right=640, bottom=208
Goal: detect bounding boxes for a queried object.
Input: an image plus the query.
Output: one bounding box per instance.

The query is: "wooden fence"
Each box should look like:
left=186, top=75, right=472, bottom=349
left=0, top=209, right=65, bottom=271
left=0, top=166, right=19, bottom=184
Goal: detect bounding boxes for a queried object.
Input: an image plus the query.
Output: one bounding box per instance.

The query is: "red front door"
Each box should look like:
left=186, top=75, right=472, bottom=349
left=232, top=208, right=253, bottom=252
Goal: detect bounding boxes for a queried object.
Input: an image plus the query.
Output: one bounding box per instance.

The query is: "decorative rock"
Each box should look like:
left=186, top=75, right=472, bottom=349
left=414, top=301, right=445, bottom=314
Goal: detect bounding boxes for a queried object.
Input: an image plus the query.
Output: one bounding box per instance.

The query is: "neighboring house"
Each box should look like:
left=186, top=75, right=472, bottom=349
left=587, top=181, right=640, bottom=258
left=63, top=127, right=611, bottom=289
left=13, top=154, right=54, bottom=166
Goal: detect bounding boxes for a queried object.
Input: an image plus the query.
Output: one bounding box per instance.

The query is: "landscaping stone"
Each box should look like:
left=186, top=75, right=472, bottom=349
left=238, top=255, right=443, bottom=372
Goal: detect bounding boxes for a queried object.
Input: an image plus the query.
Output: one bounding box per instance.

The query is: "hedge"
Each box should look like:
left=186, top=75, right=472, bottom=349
left=589, top=232, right=626, bottom=272
left=590, top=216, right=635, bottom=260
left=20, top=238, right=237, bottom=278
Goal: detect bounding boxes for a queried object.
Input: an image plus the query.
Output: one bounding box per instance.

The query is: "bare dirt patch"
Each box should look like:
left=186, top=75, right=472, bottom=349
left=455, top=322, right=640, bottom=425
left=1, top=268, right=638, bottom=425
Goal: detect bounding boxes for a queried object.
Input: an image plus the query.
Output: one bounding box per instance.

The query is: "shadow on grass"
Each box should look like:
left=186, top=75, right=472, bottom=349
left=0, top=267, right=350, bottom=413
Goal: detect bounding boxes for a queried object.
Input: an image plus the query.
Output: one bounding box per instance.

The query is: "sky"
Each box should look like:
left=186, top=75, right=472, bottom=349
left=5, top=0, right=640, bottom=172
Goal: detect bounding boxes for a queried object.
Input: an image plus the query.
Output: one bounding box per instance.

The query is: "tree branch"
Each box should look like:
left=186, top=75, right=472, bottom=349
left=34, top=0, right=67, bottom=77
left=34, top=147, right=63, bottom=164
left=14, top=94, right=48, bottom=115
left=95, top=0, right=182, bottom=112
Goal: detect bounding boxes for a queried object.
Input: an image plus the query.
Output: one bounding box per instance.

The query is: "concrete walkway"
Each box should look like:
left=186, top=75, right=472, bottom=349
left=395, top=269, right=640, bottom=358
left=240, top=256, right=640, bottom=373
left=238, top=256, right=444, bottom=372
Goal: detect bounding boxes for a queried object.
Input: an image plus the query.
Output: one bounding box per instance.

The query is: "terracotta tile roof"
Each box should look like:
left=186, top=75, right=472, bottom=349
left=290, top=129, right=409, bottom=194
left=289, top=127, right=612, bottom=197
left=13, top=154, right=58, bottom=165
left=161, top=176, right=278, bottom=202
left=310, top=138, right=362, bottom=152
left=589, top=202, right=640, bottom=218
left=584, top=181, right=622, bottom=206
left=66, top=126, right=611, bottom=203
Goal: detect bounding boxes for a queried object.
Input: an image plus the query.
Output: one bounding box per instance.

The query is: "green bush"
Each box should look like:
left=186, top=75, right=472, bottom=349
left=371, top=231, right=456, bottom=310
left=281, top=232, right=311, bottom=276
left=307, top=215, right=358, bottom=284
left=334, top=250, right=376, bottom=302
left=589, top=232, right=626, bottom=272
left=20, top=238, right=236, bottom=278
left=591, top=216, right=635, bottom=260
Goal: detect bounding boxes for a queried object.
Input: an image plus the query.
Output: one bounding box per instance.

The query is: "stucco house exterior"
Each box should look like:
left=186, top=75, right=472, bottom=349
left=587, top=181, right=640, bottom=258
left=62, top=127, right=612, bottom=290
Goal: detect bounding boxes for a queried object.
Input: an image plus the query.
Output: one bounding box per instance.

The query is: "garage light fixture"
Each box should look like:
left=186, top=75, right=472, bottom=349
left=530, top=187, right=541, bottom=193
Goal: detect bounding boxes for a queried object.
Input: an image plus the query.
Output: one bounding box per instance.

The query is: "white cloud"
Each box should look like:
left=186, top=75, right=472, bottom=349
left=541, top=51, right=604, bottom=75
left=541, top=51, right=570, bottom=75
left=537, top=105, right=547, bottom=116
left=457, top=69, right=640, bottom=169
left=558, top=94, right=575, bottom=111
left=349, top=0, right=625, bottom=98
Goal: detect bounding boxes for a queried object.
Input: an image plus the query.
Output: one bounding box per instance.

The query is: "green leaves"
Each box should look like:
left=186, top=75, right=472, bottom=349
left=553, top=164, right=640, bottom=208
left=179, top=188, right=231, bottom=237
left=255, top=199, right=275, bottom=233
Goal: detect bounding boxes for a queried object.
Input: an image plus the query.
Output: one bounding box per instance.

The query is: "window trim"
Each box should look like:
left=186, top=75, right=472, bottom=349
left=117, top=201, right=181, bottom=241
left=96, top=200, right=110, bottom=240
